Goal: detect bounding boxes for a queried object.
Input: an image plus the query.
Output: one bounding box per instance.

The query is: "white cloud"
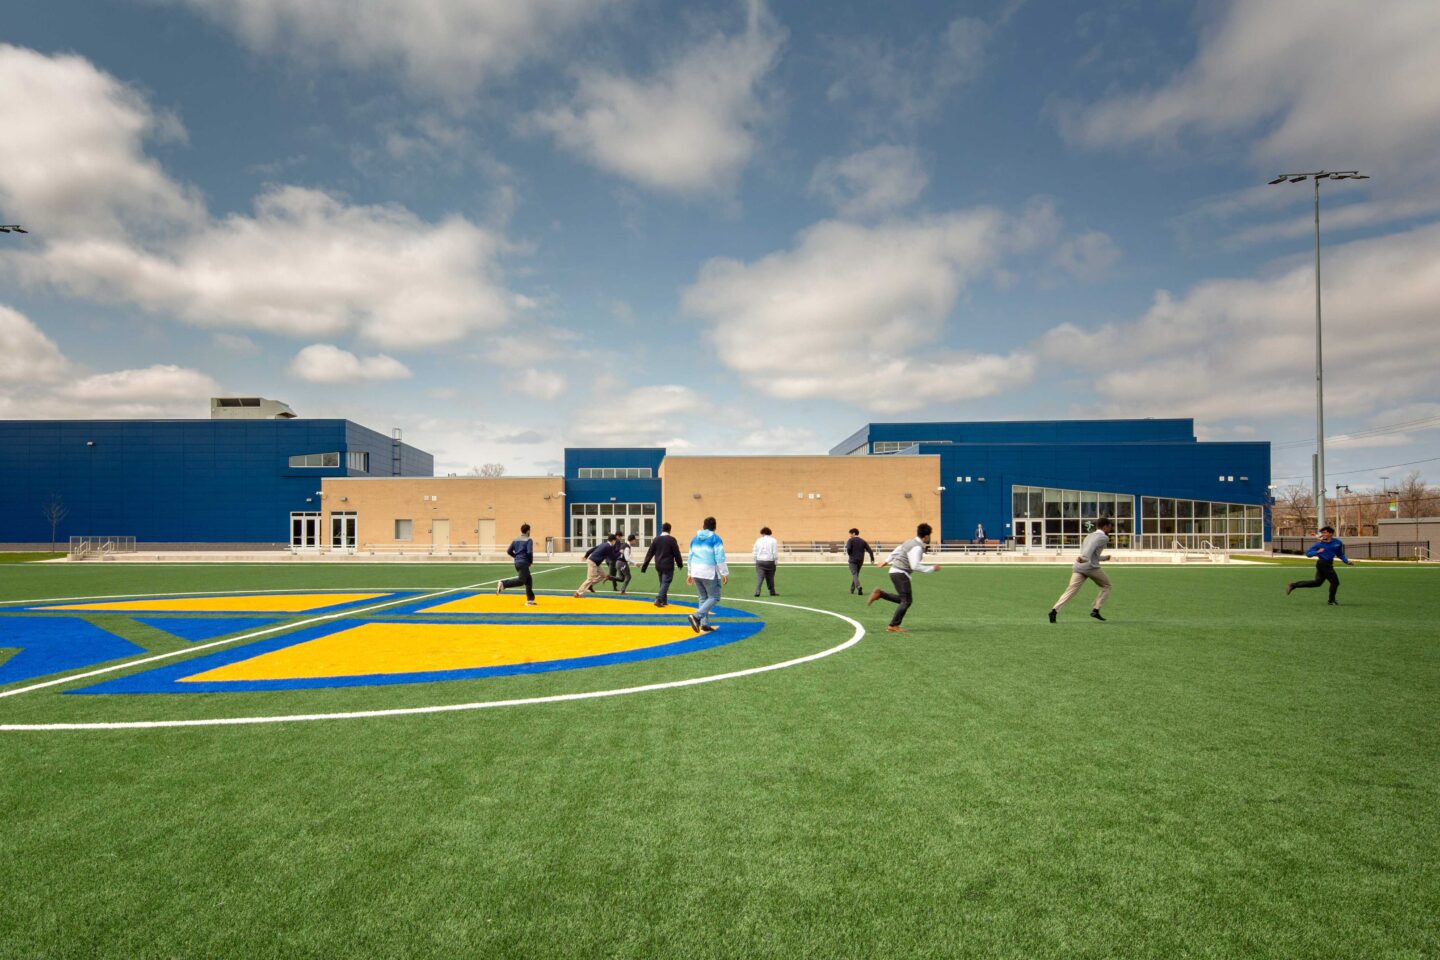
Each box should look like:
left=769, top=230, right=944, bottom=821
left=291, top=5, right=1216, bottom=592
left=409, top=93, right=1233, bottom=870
left=155, top=0, right=618, bottom=99
left=808, top=145, right=928, bottom=218
left=733, top=425, right=822, bottom=453
left=570, top=384, right=702, bottom=446
left=681, top=208, right=1052, bottom=412
left=57, top=364, right=221, bottom=407
left=288, top=344, right=412, bottom=383
left=825, top=16, right=990, bottom=130
left=1052, top=230, right=1121, bottom=281
left=533, top=0, right=784, bottom=193
left=1036, top=222, right=1440, bottom=422
left=0, top=45, right=520, bottom=349
left=0, top=305, right=72, bottom=384
left=519, top=368, right=566, bottom=400
left=1063, top=1, right=1440, bottom=189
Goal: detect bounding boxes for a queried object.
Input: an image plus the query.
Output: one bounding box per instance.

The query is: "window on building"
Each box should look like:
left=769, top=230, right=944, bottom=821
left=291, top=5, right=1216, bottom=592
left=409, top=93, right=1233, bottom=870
left=394, top=519, right=413, bottom=541
left=568, top=502, right=658, bottom=549
left=1012, top=484, right=1137, bottom=548
left=346, top=451, right=369, bottom=472
left=577, top=467, right=654, bottom=479
left=1138, top=497, right=1263, bottom=550
left=289, top=452, right=341, bottom=468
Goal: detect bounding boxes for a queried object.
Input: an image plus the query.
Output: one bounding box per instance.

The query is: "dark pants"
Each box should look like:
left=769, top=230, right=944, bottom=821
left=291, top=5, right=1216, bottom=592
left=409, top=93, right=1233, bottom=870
left=755, top=561, right=776, bottom=596
left=1290, top=560, right=1339, bottom=602
left=848, top=560, right=863, bottom=592
left=614, top=560, right=631, bottom=593
left=655, top=567, right=675, bottom=605
left=501, top=562, right=534, bottom=601
left=876, top=571, right=913, bottom=627
left=608, top=559, right=620, bottom=591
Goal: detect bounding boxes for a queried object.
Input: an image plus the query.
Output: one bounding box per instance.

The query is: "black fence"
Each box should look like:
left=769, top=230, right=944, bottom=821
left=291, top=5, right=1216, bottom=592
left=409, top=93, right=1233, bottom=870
left=1272, top=538, right=1427, bottom=560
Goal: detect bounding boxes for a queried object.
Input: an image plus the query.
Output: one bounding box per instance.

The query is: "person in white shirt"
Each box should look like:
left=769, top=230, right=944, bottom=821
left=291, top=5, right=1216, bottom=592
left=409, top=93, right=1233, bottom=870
left=867, top=522, right=940, bottom=632
left=1049, top=517, right=1113, bottom=622
left=752, top=526, right=779, bottom=597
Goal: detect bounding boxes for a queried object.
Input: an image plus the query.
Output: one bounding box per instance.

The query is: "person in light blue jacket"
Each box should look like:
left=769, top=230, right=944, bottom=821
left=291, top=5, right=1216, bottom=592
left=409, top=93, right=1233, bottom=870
left=686, top=516, right=729, bottom=633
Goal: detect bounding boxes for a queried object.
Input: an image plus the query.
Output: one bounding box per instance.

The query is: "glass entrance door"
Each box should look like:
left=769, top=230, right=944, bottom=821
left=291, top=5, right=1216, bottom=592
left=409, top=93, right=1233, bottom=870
left=291, top=511, right=321, bottom=549
left=330, top=512, right=356, bottom=550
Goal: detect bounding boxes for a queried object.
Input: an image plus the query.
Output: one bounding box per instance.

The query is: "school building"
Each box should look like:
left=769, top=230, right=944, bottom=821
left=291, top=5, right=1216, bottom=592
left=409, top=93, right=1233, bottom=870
left=0, top=408, right=1270, bottom=552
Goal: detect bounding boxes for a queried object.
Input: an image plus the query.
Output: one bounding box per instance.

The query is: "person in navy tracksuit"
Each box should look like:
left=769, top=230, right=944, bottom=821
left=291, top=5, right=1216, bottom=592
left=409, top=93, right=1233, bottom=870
left=496, top=523, right=536, bottom=604
left=1286, top=525, right=1352, bottom=605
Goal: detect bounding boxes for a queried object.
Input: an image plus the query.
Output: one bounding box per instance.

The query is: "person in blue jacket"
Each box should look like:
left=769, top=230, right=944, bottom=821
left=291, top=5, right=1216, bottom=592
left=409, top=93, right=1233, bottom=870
left=1286, top=525, right=1352, bottom=605
left=496, top=523, right=537, bottom=604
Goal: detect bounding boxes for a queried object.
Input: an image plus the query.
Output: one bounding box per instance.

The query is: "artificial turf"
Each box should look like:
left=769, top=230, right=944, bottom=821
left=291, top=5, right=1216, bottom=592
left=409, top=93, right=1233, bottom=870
left=1, top=561, right=1437, bottom=959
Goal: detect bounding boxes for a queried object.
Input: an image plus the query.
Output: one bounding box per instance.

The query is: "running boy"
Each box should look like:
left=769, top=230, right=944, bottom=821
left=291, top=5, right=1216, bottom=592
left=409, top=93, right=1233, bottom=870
left=1049, top=517, right=1113, bottom=622
left=867, top=522, right=940, bottom=633
left=1286, top=525, right=1351, bottom=605
left=495, top=522, right=537, bottom=604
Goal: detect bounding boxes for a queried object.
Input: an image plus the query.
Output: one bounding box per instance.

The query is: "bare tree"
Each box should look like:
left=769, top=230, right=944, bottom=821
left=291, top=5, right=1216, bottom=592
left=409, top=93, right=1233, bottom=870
left=469, top=463, right=506, bottom=478
left=1396, top=470, right=1434, bottom=518
left=1271, top=484, right=1314, bottom=536
left=42, top=493, right=69, bottom=554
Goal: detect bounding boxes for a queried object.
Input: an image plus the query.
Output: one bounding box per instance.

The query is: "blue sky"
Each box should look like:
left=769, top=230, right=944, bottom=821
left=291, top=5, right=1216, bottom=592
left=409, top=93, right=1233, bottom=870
left=2, top=0, right=1438, bottom=491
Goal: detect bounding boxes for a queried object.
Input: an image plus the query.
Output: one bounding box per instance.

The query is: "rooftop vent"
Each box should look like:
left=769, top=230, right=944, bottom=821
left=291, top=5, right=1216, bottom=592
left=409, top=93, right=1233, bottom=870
left=210, top=397, right=298, bottom=420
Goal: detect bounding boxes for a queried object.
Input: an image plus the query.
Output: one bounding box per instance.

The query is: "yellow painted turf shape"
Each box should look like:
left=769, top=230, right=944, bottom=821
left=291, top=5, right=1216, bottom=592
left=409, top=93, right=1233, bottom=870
left=181, top=622, right=699, bottom=682
left=47, top=593, right=388, bottom=614
left=420, top=594, right=674, bottom=615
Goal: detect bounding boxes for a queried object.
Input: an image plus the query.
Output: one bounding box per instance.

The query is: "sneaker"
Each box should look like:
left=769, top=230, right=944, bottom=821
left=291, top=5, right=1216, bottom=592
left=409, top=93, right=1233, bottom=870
left=1090, top=609, right=1106, bottom=622
left=687, top=614, right=701, bottom=633
left=525, top=601, right=537, bottom=606
left=867, top=589, right=883, bottom=607
left=653, top=600, right=664, bottom=607
left=1328, top=600, right=1339, bottom=606
left=1048, top=609, right=1057, bottom=624
left=1285, top=583, right=1294, bottom=596
left=495, top=582, right=504, bottom=595
left=701, top=624, right=717, bottom=633
left=885, top=625, right=906, bottom=633
left=754, top=593, right=760, bottom=597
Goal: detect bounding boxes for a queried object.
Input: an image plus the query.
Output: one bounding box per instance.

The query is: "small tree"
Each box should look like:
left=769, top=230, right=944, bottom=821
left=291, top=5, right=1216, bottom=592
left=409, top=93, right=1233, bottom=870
left=42, top=493, right=69, bottom=554
left=1272, top=484, right=1313, bottom=537
left=470, top=463, right=506, bottom=478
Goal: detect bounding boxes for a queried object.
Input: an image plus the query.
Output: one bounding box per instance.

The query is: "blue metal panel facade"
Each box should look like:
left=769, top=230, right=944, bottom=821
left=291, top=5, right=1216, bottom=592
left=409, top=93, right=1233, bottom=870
left=920, top=439, right=1271, bottom=541
left=829, top=418, right=1198, bottom=454
left=0, top=420, right=432, bottom=544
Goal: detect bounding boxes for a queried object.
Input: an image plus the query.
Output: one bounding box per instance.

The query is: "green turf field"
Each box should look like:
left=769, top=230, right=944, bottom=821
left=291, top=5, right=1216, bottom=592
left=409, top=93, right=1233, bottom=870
left=2, top=561, right=1437, bottom=959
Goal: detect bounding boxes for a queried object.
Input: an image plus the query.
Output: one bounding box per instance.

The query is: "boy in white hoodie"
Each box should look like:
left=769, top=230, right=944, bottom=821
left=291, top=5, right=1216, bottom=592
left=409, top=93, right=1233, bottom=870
left=686, top=516, right=729, bottom=633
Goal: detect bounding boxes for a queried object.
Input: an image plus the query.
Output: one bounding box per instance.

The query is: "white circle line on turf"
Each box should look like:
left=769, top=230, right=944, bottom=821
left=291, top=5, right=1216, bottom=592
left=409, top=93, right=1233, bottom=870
left=0, top=567, right=575, bottom=701
left=0, top=596, right=865, bottom=731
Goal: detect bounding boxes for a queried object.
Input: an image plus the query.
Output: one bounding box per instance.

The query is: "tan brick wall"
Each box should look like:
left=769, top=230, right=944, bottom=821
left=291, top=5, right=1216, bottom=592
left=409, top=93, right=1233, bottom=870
left=321, top=477, right=567, bottom=548
left=659, top=456, right=942, bottom=547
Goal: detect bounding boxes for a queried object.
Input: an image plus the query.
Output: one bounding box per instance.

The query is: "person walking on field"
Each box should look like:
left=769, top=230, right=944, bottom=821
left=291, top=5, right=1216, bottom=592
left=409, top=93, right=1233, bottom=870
left=495, top=523, right=537, bottom=604
left=1049, top=517, right=1114, bottom=622
left=752, top=526, right=779, bottom=597
left=845, top=528, right=875, bottom=594
left=1286, top=525, right=1351, bottom=605
left=613, top=533, right=637, bottom=594
left=867, top=522, right=940, bottom=633
left=640, top=522, right=684, bottom=607
left=576, top=536, right=617, bottom=597
left=686, top=516, right=728, bottom=633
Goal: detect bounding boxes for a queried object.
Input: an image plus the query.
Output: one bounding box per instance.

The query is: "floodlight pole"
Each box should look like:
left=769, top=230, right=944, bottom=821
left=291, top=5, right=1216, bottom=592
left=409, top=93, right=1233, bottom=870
left=1268, top=171, right=1368, bottom=531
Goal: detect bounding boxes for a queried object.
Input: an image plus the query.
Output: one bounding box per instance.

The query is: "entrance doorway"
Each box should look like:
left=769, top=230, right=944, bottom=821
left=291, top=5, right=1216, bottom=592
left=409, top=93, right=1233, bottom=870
left=330, top=512, right=357, bottom=551
left=431, top=518, right=451, bottom=552
left=290, top=512, right=321, bottom=549
left=476, top=518, right=496, bottom=548
left=1014, top=518, right=1044, bottom=549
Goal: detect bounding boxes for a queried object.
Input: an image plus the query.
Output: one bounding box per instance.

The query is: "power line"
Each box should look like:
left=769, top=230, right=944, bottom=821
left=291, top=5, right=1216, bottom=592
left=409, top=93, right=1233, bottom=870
left=1272, top=414, right=1440, bottom=449
left=1272, top=455, right=1440, bottom=481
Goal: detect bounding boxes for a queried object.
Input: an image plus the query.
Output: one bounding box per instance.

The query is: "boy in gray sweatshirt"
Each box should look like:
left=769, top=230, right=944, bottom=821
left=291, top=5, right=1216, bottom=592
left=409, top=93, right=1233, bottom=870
left=1049, top=517, right=1114, bottom=622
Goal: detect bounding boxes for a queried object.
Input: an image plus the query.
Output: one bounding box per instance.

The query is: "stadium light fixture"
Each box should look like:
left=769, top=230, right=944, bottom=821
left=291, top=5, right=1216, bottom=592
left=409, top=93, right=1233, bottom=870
left=1267, top=169, right=1369, bottom=529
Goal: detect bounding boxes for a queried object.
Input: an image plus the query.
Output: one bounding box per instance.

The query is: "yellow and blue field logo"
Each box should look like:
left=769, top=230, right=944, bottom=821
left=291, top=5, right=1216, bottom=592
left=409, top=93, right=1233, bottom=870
left=0, top=591, right=763, bottom=694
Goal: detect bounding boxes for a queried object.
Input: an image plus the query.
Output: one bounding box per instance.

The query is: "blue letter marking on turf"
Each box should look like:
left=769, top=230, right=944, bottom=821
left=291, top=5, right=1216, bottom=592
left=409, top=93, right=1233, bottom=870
left=0, top=618, right=146, bottom=685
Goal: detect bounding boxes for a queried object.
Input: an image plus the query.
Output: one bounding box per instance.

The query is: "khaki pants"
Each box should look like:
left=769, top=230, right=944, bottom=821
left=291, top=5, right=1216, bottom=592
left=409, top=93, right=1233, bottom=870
left=576, top=560, right=611, bottom=594
left=1053, top=568, right=1111, bottom=611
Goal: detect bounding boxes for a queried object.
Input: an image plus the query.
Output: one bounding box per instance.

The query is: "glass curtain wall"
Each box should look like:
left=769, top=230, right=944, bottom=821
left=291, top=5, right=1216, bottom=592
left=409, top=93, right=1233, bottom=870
left=1140, top=498, right=1263, bottom=550
left=569, top=502, right=657, bottom=549
left=1011, top=485, right=1135, bottom=548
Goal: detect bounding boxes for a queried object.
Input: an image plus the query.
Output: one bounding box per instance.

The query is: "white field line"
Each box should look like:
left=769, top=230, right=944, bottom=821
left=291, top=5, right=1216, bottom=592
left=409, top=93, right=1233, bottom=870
left=0, top=567, right=575, bottom=701
left=0, top=596, right=864, bottom=731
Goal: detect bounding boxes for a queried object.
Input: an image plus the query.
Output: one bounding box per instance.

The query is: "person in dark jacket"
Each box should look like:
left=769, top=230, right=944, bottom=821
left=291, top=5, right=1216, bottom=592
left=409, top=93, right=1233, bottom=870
left=640, top=522, right=684, bottom=607
left=496, top=523, right=537, bottom=604
left=576, top=537, right=617, bottom=597
left=845, top=528, right=875, bottom=594
left=1286, top=525, right=1352, bottom=604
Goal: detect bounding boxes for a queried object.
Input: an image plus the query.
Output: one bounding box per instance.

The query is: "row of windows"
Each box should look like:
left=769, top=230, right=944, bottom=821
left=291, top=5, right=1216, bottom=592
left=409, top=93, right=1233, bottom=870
left=287, top=451, right=370, bottom=471
left=1011, top=485, right=1136, bottom=520
left=577, top=467, right=653, bottom=479
left=570, top=502, right=657, bottom=516
left=1140, top=497, right=1262, bottom=521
